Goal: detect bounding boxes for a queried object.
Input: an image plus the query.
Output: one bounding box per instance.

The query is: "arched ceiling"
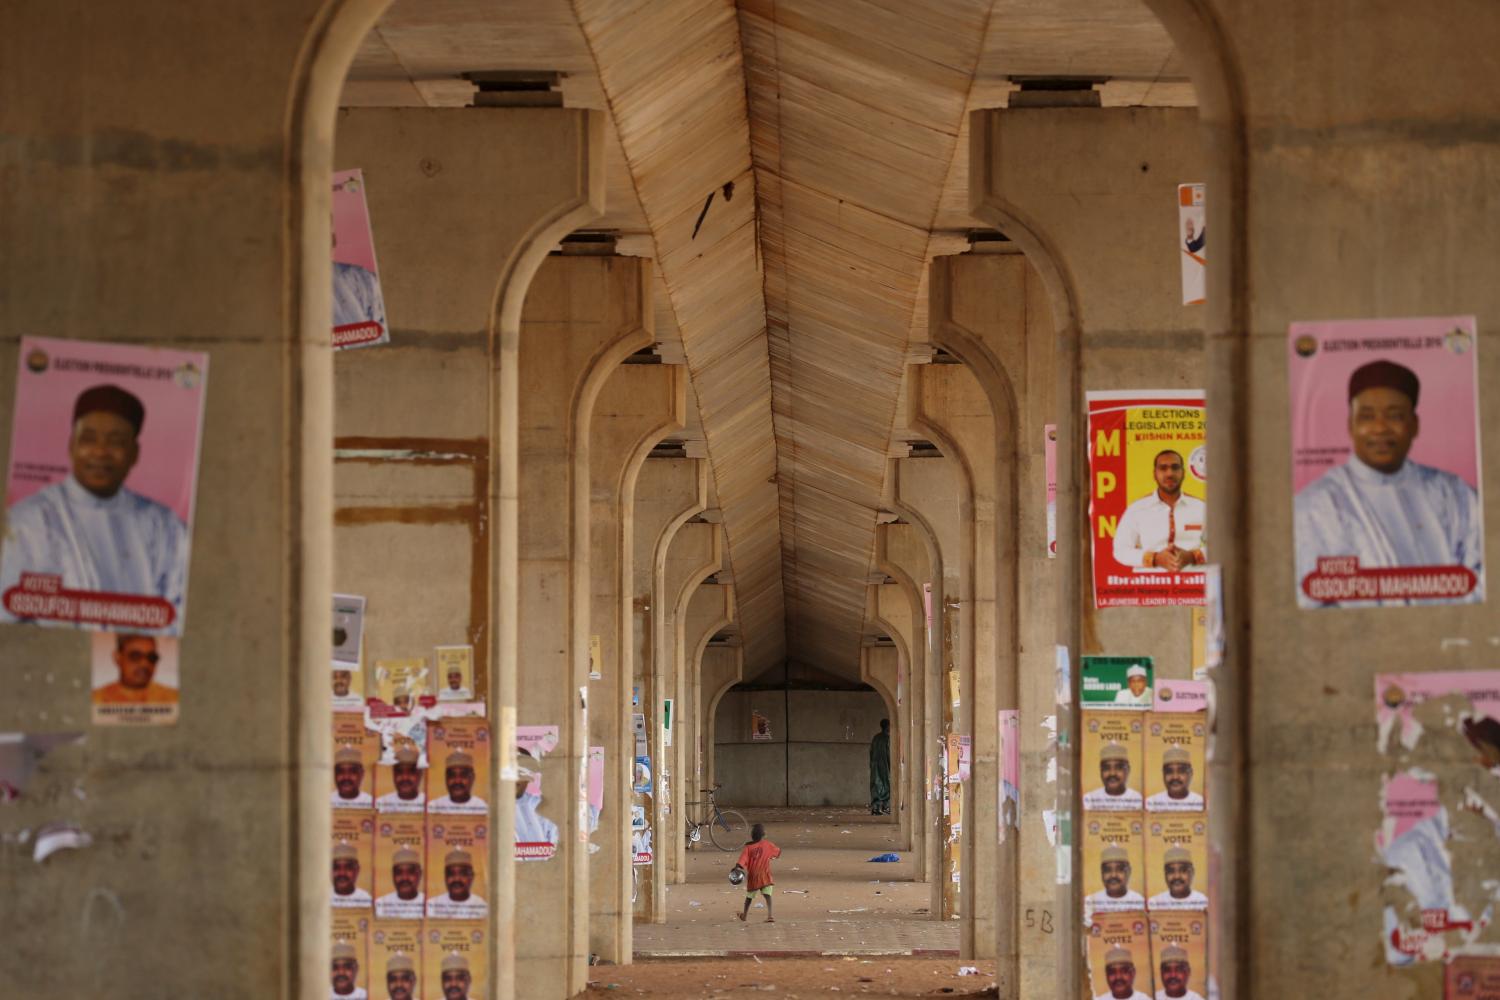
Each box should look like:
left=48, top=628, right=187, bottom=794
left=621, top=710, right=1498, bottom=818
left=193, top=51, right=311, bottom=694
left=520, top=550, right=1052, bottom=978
left=342, top=0, right=1192, bottom=682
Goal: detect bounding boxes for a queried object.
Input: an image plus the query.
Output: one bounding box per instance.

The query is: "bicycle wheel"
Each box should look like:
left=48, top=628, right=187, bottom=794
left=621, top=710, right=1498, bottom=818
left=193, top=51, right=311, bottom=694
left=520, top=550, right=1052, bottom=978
left=709, top=809, right=748, bottom=851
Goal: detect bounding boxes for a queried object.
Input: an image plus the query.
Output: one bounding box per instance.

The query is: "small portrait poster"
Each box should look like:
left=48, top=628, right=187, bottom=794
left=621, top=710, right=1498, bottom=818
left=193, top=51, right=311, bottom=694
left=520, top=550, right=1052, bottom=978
left=435, top=645, right=475, bottom=702
left=332, top=715, right=380, bottom=811
left=332, top=593, right=366, bottom=668
left=428, top=716, right=491, bottom=816
left=1046, top=423, right=1058, bottom=558
left=373, top=815, right=427, bottom=921
left=514, top=724, right=561, bottom=862
left=332, top=169, right=389, bottom=351
left=425, top=923, right=488, bottom=1000
left=1081, top=711, right=1145, bottom=813
left=1149, top=911, right=1209, bottom=999
left=332, top=663, right=366, bottom=714
left=373, top=657, right=430, bottom=717
left=1178, top=183, right=1206, bottom=306
left=1087, top=390, right=1208, bottom=608
left=330, top=912, right=370, bottom=1000
left=1083, top=814, right=1147, bottom=916
left=1083, top=656, right=1154, bottom=710
left=1144, top=712, right=1208, bottom=813
left=1145, top=815, right=1209, bottom=912
left=1446, top=956, right=1500, bottom=999
left=427, top=815, right=489, bottom=920
left=369, top=920, right=422, bottom=1000
left=751, top=709, right=772, bottom=741
left=331, top=812, right=375, bottom=910
left=374, top=732, right=427, bottom=815
left=1, top=336, right=208, bottom=634
left=1289, top=316, right=1483, bottom=608
left=90, top=632, right=179, bottom=726
left=1087, top=911, right=1155, bottom=1000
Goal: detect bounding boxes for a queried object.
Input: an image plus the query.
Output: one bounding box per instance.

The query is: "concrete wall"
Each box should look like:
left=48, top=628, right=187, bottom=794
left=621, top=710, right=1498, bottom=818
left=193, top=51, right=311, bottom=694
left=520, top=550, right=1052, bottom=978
left=714, top=689, right=889, bottom=806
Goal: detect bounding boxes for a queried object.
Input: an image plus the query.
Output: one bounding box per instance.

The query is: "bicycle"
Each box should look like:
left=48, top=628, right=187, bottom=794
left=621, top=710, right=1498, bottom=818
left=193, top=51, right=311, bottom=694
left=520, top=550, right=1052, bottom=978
left=684, top=783, right=748, bottom=851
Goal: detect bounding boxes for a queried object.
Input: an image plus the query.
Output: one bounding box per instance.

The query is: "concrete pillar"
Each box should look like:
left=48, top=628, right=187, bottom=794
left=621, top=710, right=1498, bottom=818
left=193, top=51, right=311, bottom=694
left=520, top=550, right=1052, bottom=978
left=586, top=359, right=685, bottom=961
left=631, top=458, right=708, bottom=921
left=0, top=3, right=374, bottom=996
left=699, top=641, right=744, bottom=796
left=682, top=579, right=734, bottom=831
left=927, top=250, right=1059, bottom=993
left=971, top=105, right=1206, bottom=993
left=515, top=254, right=652, bottom=998
left=873, top=578, right=921, bottom=852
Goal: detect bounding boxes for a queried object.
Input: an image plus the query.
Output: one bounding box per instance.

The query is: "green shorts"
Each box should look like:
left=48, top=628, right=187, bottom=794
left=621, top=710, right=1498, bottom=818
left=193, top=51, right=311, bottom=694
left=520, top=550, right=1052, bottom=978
left=745, top=885, right=773, bottom=899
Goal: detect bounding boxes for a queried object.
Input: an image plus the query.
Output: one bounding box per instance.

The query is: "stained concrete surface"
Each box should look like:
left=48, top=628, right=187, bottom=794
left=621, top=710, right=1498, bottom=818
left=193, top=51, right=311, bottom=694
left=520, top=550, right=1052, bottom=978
left=633, top=808, right=960, bottom=957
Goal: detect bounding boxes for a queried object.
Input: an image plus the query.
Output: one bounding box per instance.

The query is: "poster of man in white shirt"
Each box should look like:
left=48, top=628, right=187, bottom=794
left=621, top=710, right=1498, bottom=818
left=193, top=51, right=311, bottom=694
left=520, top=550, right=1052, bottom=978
left=330, top=941, right=369, bottom=1000
left=1289, top=318, right=1484, bottom=607
left=1, top=337, right=207, bottom=634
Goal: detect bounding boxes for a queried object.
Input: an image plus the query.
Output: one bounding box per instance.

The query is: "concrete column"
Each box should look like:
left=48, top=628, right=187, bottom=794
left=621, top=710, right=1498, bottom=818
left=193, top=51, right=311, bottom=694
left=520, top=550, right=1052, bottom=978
left=874, top=578, right=921, bottom=852
left=927, top=250, right=1059, bottom=993
left=586, top=359, right=685, bottom=962
left=0, top=3, right=377, bottom=996
left=631, top=457, right=707, bottom=921
left=515, top=254, right=652, bottom=998
left=681, top=579, right=734, bottom=846
left=699, top=641, right=744, bottom=796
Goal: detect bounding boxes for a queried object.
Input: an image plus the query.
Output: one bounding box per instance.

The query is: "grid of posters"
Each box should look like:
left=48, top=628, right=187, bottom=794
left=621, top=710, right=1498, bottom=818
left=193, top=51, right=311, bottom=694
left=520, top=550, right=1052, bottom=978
left=1289, top=316, right=1484, bottom=608
left=1178, top=183, right=1206, bottom=306
left=1375, top=670, right=1500, bottom=966
left=332, top=169, right=389, bottom=351
left=1086, top=390, right=1208, bottom=608
left=1083, top=655, right=1210, bottom=991
left=1, top=337, right=208, bottom=634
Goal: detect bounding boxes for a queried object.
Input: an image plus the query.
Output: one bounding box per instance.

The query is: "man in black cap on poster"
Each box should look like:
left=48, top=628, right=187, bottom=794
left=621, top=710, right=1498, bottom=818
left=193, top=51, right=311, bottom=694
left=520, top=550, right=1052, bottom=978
left=0, top=383, right=188, bottom=620
left=1294, top=358, right=1483, bottom=606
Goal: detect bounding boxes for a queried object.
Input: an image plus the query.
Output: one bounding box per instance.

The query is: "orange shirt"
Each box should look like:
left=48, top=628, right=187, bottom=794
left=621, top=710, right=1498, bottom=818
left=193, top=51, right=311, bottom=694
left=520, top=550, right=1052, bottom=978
left=96, top=681, right=177, bottom=704
left=736, top=839, right=781, bottom=890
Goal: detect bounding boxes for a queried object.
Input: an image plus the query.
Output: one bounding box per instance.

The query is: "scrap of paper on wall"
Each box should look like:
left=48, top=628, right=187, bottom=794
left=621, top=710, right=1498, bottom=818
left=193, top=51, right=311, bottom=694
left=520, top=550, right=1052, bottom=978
left=332, top=169, right=389, bottom=350
left=514, top=724, right=561, bottom=861
left=1, top=336, right=208, bottom=635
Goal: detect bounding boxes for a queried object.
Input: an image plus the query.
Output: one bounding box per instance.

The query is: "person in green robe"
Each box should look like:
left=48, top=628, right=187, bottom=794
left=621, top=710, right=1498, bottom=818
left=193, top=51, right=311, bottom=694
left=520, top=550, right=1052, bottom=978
left=869, top=718, right=891, bottom=815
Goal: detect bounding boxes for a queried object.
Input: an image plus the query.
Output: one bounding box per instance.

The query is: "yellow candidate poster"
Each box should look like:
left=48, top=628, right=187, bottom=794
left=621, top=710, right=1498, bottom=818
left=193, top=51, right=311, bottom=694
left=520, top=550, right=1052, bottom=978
left=424, top=922, right=488, bottom=1000
left=331, top=912, right=370, bottom=1000
left=373, top=815, right=427, bottom=921
left=1083, top=814, right=1148, bottom=917
left=1087, top=390, right=1208, bottom=608
left=1081, top=711, right=1145, bottom=813
left=1087, top=911, right=1154, bottom=1000
left=375, top=732, right=427, bottom=816
left=333, top=715, right=380, bottom=812
left=435, top=644, right=475, bottom=703
left=1145, top=814, right=1210, bottom=912
left=427, top=815, right=490, bottom=921
left=373, top=656, right=430, bottom=716
left=1149, top=911, right=1209, bottom=1000
left=428, top=716, right=491, bottom=816
left=331, top=812, right=375, bottom=910
left=369, top=920, right=422, bottom=1000
left=1143, top=712, right=1208, bottom=814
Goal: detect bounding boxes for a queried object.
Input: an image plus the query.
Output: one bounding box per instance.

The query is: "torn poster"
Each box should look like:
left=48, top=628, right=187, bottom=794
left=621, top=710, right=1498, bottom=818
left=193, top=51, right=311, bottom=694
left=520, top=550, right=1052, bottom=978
left=999, top=709, right=1020, bottom=841
left=1179, top=183, right=1206, bottom=305
left=1046, top=423, right=1058, bottom=558
left=372, top=657, right=431, bottom=717
left=332, top=169, right=389, bottom=350
left=0, top=731, right=84, bottom=801
left=514, top=724, right=560, bottom=862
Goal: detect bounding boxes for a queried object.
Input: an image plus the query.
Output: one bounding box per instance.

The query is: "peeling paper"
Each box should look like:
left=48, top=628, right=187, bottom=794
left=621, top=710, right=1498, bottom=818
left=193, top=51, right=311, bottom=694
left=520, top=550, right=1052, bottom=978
left=33, top=822, right=91, bottom=863
left=0, top=731, right=84, bottom=801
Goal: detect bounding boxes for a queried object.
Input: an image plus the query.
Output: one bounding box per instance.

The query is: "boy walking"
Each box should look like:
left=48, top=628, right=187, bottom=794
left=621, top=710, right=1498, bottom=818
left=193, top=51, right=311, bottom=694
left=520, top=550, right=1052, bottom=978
left=734, top=823, right=781, bottom=923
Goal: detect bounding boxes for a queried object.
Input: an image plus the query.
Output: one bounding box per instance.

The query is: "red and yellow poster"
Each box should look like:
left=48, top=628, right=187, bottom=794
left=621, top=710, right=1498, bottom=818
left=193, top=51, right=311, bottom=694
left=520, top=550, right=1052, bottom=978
left=427, top=815, right=489, bottom=920
left=374, top=815, right=427, bottom=921
left=332, top=812, right=375, bottom=910
left=425, top=922, right=488, bottom=1000
left=1087, top=390, right=1207, bottom=608
left=369, top=920, right=422, bottom=1000
left=331, top=912, right=370, bottom=1000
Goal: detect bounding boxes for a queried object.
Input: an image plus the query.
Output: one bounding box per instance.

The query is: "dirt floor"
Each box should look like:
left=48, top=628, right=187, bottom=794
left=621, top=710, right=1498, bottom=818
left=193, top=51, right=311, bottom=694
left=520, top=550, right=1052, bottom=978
left=581, top=957, right=998, bottom=998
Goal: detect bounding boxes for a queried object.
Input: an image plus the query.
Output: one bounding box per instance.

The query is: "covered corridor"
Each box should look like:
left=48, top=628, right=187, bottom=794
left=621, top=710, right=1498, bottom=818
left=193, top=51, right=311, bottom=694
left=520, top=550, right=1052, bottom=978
left=3, top=1, right=1500, bottom=999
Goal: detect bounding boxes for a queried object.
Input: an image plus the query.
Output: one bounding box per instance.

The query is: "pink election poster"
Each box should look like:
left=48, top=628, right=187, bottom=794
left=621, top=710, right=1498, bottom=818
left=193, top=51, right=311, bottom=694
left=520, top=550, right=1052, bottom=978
left=1045, top=424, right=1058, bottom=558
left=332, top=169, right=389, bottom=351
left=1, top=337, right=207, bottom=634
left=1289, top=316, right=1483, bottom=608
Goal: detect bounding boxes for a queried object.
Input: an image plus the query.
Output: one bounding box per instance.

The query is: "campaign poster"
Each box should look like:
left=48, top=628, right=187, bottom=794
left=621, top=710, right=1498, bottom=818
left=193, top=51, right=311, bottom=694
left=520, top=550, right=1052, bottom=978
left=1083, top=814, right=1147, bottom=917
left=1153, top=679, right=1209, bottom=715
left=436, top=645, right=475, bottom=703
left=372, top=657, right=431, bottom=717
left=1083, top=656, right=1154, bottom=711
left=587, top=746, right=605, bottom=841
left=424, top=923, right=488, bottom=1000
left=428, top=716, right=491, bottom=816
left=632, top=827, right=654, bottom=867
left=1145, top=815, right=1209, bottom=911
left=331, top=812, right=376, bottom=910
left=1046, top=423, right=1058, bottom=558
left=330, top=912, right=370, bottom=1000
left=1087, top=911, right=1155, bottom=1000
left=1447, top=957, right=1500, bottom=999
left=1149, top=911, right=1209, bottom=1000
left=90, top=632, right=179, bottom=726
left=333, top=594, right=366, bottom=668
left=369, top=920, right=422, bottom=1000
left=1179, top=183, right=1206, bottom=306
left=998, top=709, right=1020, bottom=840
left=1290, top=316, right=1483, bottom=608
left=1144, top=712, right=1208, bottom=813
left=1, top=337, right=208, bottom=634
left=632, top=755, right=653, bottom=796
left=1087, top=390, right=1208, bottom=608
left=1376, top=670, right=1500, bottom=760
left=373, top=815, right=427, bottom=921
left=751, top=710, right=772, bottom=741
left=375, top=731, right=427, bottom=815
left=333, top=715, right=380, bottom=811
left=427, top=815, right=489, bottom=920
left=332, top=169, right=389, bottom=351
left=1081, top=711, right=1145, bottom=812
left=332, top=665, right=366, bottom=714
left=515, top=724, right=561, bottom=862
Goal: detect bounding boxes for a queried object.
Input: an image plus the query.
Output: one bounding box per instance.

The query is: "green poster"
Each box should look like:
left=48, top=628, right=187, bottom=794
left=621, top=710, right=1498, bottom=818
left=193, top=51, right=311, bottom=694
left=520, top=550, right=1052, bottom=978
left=1081, top=656, right=1154, bottom=710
